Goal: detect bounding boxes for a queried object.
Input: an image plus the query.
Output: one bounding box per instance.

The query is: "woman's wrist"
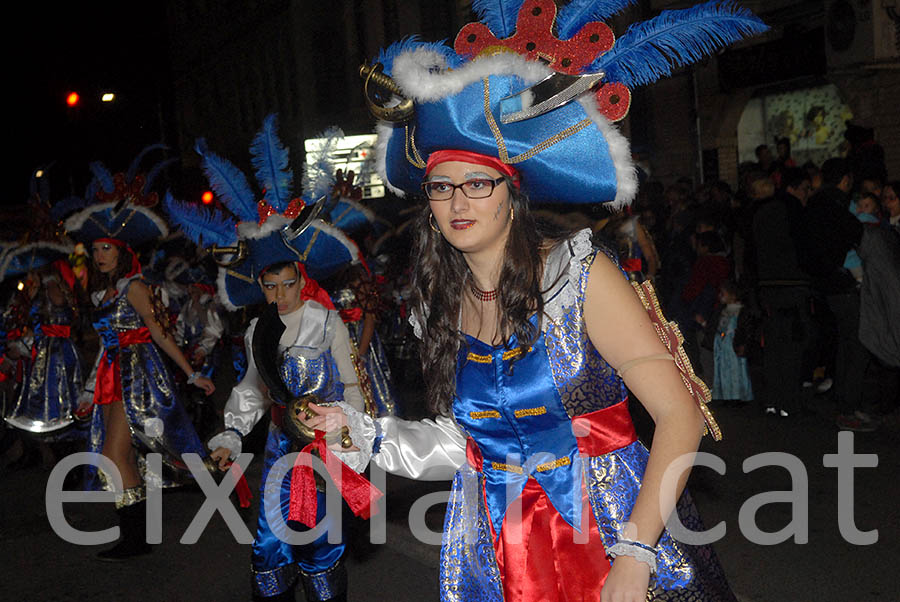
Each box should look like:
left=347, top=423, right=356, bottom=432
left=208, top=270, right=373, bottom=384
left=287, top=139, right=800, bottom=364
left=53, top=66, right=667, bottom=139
left=607, top=539, right=658, bottom=574
left=187, top=370, right=201, bottom=384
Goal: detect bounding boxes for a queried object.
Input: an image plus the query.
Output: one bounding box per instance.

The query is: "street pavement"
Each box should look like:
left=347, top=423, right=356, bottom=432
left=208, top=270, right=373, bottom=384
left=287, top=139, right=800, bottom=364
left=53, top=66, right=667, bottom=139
left=2, top=396, right=898, bottom=601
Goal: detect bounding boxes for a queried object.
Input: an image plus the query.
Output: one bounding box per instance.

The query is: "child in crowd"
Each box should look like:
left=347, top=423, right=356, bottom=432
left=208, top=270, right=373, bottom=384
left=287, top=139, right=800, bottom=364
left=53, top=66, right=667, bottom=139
left=713, top=280, right=753, bottom=404
left=844, top=192, right=881, bottom=282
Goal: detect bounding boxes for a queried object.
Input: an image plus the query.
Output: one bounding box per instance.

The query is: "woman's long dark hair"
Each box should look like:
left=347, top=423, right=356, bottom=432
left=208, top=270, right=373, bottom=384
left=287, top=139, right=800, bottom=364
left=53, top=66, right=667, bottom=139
left=410, top=178, right=574, bottom=415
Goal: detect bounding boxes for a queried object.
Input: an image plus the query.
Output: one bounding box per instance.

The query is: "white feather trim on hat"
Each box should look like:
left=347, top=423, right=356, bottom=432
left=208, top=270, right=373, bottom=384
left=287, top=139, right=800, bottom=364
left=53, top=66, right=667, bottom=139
left=215, top=266, right=240, bottom=312
left=235, top=214, right=293, bottom=240
left=578, top=97, right=637, bottom=209
left=392, top=50, right=550, bottom=102
left=374, top=121, right=405, bottom=198
left=63, top=201, right=170, bottom=241
left=0, top=241, right=73, bottom=282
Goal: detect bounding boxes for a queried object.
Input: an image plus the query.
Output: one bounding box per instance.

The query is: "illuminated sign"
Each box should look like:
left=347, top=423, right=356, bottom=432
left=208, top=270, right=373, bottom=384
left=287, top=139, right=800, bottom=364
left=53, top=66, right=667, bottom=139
left=304, top=134, right=384, bottom=199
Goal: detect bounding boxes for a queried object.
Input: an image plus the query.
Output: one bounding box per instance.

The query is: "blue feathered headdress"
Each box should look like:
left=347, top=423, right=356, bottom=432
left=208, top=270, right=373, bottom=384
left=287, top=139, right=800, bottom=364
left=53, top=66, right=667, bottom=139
left=166, top=114, right=361, bottom=310
left=63, top=145, right=172, bottom=246
left=367, top=0, right=767, bottom=207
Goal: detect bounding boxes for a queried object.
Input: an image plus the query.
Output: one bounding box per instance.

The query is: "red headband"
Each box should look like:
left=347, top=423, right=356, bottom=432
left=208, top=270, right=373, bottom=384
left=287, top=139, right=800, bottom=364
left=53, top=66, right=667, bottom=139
left=94, top=237, right=141, bottom=278
left=425, top=150, right=520, bottom=187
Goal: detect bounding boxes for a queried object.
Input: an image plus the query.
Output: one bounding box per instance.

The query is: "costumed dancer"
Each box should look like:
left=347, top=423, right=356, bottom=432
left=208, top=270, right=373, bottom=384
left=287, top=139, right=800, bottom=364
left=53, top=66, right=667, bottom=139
left=325, top=166, right=402, bottom=416
left=167, top=114, right=380, bottom=601
left=66, top=149, right=215, bottom=561
left=2, top=246, right=85, bottom=457
left=174, top=264, right=225, bottom=436
left=309, top=2, right=767, bottom=600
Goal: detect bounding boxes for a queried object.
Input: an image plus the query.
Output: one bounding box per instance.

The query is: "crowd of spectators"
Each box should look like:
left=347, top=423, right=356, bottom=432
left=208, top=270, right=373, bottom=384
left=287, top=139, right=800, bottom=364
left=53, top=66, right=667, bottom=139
left=603, top=133, right=899, bottom=433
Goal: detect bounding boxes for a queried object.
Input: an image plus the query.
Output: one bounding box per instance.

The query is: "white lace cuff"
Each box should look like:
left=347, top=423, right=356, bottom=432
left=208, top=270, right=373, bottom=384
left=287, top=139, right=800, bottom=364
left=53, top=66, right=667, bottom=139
left=334, top=401, right=376, bottom=473
left=207, top=430, right=242, bottom=460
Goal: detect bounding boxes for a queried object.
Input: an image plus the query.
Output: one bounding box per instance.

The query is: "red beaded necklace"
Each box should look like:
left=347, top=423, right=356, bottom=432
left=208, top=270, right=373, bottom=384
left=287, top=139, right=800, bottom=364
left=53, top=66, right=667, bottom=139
left=470, top=282, right=497, bottom=302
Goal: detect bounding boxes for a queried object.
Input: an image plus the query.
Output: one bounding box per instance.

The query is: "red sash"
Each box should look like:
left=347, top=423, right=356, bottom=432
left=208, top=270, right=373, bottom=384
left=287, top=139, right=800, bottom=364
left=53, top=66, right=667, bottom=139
left=287, top=430, right=383, bottom=528
left=93, top=327, right=152, bottom=405
left=42, top=324, right=71, bottom=338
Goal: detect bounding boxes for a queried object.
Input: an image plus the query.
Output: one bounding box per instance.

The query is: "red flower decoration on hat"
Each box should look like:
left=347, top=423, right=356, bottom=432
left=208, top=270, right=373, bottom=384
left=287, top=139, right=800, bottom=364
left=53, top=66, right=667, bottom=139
left=454, top=0, right=631, bottom=121
left=455, top=0, right=614, bottom=75
left=257, top=197, right=306, bottom=226
left=95, top=173, right=159, bottom=207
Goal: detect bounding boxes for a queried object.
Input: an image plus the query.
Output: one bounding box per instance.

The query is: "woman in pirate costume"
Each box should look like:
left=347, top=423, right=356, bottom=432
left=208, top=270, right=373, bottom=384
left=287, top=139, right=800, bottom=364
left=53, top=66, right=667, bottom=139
left=309, top=1, right=768, bottom=600
left=168, top=115, right=375, bottom=602
left=66, top=151, right=215, bottom=561
left=2, top=248, right=81, bottom=433
left=1, top=242, right=84, bottom=468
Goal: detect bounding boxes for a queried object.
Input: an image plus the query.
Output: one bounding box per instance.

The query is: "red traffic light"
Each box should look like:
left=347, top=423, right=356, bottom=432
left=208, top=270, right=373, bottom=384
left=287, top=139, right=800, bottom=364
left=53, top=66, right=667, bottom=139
left=201, top=191, right=214, bottom=205
left=66, top=92, right=80, bottom=107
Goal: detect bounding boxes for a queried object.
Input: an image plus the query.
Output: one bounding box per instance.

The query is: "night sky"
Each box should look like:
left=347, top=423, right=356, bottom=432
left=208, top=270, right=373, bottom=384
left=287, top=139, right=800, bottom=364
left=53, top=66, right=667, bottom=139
left=13, top=3, right=170, bottom=205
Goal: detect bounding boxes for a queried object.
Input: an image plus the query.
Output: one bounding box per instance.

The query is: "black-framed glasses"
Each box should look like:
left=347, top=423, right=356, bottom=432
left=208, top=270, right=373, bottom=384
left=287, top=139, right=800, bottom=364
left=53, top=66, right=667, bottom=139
left=421, top=177, right=506, bottom=201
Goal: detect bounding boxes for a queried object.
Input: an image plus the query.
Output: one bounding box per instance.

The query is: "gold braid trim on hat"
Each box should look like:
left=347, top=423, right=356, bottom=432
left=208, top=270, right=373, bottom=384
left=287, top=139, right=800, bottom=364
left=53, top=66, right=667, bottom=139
left=482, top=77, right=593, bottom=165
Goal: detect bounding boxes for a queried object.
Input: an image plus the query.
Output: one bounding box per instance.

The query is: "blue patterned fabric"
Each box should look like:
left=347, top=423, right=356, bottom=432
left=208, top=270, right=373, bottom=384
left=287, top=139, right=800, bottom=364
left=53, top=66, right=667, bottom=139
left=6, top=301, right=83, bottom=438
left=332, top=285, right=401, bottom=417
left=83, top=279, right=206, bottom=491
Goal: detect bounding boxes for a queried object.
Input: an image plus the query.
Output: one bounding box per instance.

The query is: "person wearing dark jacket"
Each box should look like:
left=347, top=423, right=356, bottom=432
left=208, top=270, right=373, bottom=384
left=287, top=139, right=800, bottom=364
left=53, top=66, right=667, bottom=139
left=796, top=158, right=871, bottom=431
left=751, top=169, right=812, bottom=418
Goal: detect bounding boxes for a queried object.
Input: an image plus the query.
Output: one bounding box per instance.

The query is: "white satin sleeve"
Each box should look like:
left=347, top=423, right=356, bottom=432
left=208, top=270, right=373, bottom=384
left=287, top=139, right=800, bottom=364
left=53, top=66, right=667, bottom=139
left=198, top=307, right=224, bottom=354
left=335, top=404, right=466, bottom=481
left=328, top=314, right=364, bottom=412
left=221, top=319, right=270, bottom=437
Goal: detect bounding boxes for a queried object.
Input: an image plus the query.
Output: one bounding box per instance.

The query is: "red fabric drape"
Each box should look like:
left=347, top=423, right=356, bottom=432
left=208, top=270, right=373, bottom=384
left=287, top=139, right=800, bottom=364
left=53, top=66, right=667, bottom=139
left=287, top=430, right=383, bottom=528
left=467, top=400, right=638, bottom=602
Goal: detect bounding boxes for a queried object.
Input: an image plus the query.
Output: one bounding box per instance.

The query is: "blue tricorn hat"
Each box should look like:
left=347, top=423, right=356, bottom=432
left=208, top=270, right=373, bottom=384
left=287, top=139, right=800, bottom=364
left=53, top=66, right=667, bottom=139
left=0, top=241, right=73, bottom=282
left=63, top=145, right=174, bottom=247
left=366, top=0, right=767, bottom=208
left=165, top=115, right=360, bottom=310
left=64, top=202, right=169, bottom=247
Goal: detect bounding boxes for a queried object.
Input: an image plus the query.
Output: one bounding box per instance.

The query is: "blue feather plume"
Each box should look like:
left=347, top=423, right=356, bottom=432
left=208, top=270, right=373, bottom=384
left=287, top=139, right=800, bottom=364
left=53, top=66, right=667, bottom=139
left=250, top=114, right=293, bottom=212
left=164, top=192, right=238, bottom=248
left=471, top=0, right=524, bottom=38
left=195, top=143, right=258, bottom=222
left=302, top=127, right=343, bottom=203
left=556, top=0, right=637, bottom=40
left=376, top=36, right=462, bottom=76
left=589, top=0, right=768, bottom=85
left=89, top=161, right=116, bottom=194
left=127, top=143, right=167, bottom=182
left=144, top=158, right=177, bottom=194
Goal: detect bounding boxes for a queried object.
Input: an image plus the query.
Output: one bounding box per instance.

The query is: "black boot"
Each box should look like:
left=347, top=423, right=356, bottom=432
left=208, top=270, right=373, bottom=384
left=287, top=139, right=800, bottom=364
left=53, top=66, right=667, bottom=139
left=96, top=486, right=152, bottom=562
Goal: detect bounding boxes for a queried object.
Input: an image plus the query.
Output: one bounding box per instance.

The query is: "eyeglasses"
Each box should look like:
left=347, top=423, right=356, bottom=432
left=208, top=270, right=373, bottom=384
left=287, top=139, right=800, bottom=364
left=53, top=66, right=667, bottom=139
left=421, top=177, right=506, bottom=201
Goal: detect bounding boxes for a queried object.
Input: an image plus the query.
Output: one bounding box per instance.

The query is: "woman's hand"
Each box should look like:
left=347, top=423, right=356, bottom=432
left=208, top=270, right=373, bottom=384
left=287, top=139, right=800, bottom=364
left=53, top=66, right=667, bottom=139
left=192, top=375, right=215, bottom=395
left=299, top=403, right=359, bottom=451
left=210, top=447, right=232, bottom=471
left=75, top=400, right=94, bottom=419
left=601, top=555, right=651, bottom=602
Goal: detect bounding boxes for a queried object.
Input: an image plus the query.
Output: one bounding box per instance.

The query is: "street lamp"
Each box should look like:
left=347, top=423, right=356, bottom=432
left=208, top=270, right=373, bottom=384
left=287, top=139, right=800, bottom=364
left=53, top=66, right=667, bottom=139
left=101, top=92, right=115, bottom=102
